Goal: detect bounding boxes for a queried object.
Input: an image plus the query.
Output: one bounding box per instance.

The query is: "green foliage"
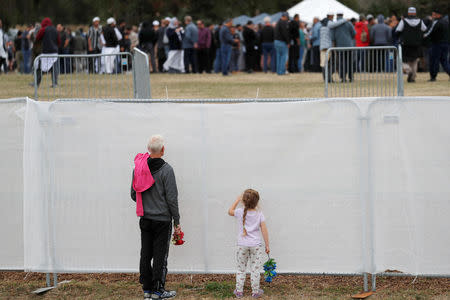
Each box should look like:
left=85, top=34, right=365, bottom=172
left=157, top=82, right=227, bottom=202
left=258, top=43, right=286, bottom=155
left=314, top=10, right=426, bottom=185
left=203, top=281, right=235, bottom=299
left=365, top=0, right=448, bottom=17
left=2, top=0, right=448, bottom=28
left=340, top=0, right=360, bottom=12
left=2, top=0, right=307, bottom=27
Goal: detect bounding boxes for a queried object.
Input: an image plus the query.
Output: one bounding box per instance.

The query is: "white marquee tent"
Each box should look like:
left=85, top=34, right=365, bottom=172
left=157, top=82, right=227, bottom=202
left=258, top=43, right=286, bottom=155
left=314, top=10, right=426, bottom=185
left=288, top=0, right=360, bottom=24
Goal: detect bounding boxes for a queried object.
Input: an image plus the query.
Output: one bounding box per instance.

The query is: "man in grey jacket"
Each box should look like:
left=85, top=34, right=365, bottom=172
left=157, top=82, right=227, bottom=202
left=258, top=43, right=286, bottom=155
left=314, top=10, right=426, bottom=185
left=370, top=15, right=392, bottom=46
left=370, top=15, right=392, bottom=72
left=182, top=16, right=198, bottom=73
left=320, top=13, right=348, bottom=81
left=131, top=135, right=181, bottom=299
left=331, top=12, right=356, bottom=82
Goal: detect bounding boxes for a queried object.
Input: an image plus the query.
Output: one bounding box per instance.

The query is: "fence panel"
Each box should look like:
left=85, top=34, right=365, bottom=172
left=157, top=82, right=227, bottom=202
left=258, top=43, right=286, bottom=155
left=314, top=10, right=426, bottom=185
left=23, top=98, right=364, bottom=274
left=133, top=48, right=151, bottom=99
left=1, top=97, right=449, bottom=280
left=33, top=53, right=135, bottom=101
left=0, top=98, right=26, bottom=270
left=325, top=46, right=404, bottom=98
left=368, top=97, right=450, bottom=275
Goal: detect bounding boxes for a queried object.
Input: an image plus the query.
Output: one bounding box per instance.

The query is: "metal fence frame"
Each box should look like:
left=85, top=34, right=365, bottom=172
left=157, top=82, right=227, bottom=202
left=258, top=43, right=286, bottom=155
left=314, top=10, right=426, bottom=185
left=33, top=51, right=151, bottom=101
left=324, top=46, right=404, bottom=98
left=48, top=96, right=450, bottom=292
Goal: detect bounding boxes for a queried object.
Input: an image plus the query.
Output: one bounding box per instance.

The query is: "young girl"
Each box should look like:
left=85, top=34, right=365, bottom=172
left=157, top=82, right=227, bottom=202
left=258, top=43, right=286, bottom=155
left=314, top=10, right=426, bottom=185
left=228, top=189, right=270, bottom=299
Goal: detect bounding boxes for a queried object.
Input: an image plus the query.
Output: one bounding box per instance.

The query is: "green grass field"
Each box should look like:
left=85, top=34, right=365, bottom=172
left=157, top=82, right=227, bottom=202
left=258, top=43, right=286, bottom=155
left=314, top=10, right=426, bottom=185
left=1, top=272, right=449, bottom=299
left=0, top=72, right=448, bottom=100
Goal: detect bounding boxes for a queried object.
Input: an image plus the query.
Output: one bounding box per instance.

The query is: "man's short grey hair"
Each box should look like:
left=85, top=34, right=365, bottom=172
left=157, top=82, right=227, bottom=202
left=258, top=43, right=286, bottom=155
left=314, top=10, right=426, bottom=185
left=185, top=16, right=192, bottom=23
left=148, top=135, right=164, bottom=153
left=264, top=16, right=271, bottom=23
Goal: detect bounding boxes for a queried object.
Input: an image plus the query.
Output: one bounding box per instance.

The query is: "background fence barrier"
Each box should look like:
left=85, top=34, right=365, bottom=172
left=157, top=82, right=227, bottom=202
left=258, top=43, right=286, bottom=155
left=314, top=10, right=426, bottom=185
left=33, top=51, right=150, bottom=101
left=325, top=46, right=404, bottom=98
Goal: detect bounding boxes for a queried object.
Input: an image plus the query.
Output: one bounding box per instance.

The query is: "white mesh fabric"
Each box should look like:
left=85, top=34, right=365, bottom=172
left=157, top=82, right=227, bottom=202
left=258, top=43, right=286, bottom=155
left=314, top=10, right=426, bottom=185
left=23, top=99, right=364, bottom=273
left=369, top=98, right=450, bottom=274
left=0, top=98, right=26, bottom=270
left=5, top=96, right=448, bottom=275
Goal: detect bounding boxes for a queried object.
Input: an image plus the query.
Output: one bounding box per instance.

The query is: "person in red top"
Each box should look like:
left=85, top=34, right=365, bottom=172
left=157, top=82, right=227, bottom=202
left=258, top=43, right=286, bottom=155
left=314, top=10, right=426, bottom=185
left=354, top=15, right=369, bottom=72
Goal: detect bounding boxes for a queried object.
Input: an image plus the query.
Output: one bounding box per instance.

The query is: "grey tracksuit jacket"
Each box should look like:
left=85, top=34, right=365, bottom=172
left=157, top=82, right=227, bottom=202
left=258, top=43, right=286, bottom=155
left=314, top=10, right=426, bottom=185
left=131, top=160, right=180, bottom=226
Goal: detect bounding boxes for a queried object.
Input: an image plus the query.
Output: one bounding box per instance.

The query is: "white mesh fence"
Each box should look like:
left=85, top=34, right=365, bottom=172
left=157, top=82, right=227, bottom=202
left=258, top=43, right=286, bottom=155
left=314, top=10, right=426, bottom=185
left=0, top=98, right=26, bottom=270
left=0, top=97, right=449, bottom=275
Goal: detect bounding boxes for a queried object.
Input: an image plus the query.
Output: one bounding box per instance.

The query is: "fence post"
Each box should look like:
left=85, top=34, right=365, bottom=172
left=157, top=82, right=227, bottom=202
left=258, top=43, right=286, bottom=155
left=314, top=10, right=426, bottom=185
left=324, top=50, right=329, bottom=97
left=397, top=45, right=404, bottom=96
left=133, top=48, right=151, bottom=99
left=33, top=55, right=40, bottom=100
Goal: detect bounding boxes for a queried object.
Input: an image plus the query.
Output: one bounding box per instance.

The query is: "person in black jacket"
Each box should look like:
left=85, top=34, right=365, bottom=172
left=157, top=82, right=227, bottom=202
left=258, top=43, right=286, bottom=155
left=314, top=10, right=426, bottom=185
left=34, top=17, right=60, bottom=87
left=208, top=24, right=216, bottom=72
left=139, top=21, right=158, bottom=73
left=243, top=21, right=257, bottom=73
left=261, top=17, right=275, bottom=73
left=396, top=7, right=427, bottom=82
left=274, top=12, right=290, bottom=75
left=288, top=14, right=300, bottom=73
left=424, top=8, right=450, bottom=81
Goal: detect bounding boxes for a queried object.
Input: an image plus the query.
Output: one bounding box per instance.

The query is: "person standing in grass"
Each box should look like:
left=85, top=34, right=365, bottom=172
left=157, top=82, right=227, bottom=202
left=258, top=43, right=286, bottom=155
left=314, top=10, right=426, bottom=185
left=424, top=7, right=450, bottom=82
left=228, top=189, right=270, bottom=299
left=131, top=135, right=181, bottom=299
left=396, top=7, right=427, bottom=83
left=274, top=12, right=290, bottom=75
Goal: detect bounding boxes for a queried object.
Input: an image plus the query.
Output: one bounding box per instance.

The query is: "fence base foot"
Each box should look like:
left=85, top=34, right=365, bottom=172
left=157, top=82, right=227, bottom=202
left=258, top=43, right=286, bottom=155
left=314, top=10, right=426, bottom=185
left=32, top=273, right=69, bottom=295
left=351, top=291, right=375, bottom=299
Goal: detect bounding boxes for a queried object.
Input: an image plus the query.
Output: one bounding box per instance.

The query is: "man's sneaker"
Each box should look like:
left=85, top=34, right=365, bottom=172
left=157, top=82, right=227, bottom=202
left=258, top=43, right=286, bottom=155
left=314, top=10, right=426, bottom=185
left=151, top=288, right=176, bottom=299
left=144, top=291, right=152, bottom=299
left=233, top=289, right=244, bottom=298
left=428, top=78, right=436, bottom=82
left=252, top=289, right=264, bottom=298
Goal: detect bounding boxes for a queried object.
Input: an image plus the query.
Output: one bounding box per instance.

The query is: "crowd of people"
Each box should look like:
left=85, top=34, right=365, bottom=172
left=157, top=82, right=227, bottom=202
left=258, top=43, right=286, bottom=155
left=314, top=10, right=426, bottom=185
left=0, top=6, right=448, bottom=83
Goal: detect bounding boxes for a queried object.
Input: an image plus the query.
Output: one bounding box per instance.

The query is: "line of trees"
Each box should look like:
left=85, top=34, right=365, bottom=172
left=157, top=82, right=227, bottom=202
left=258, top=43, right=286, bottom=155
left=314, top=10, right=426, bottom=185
left=2, top=0, right=448, bottom=28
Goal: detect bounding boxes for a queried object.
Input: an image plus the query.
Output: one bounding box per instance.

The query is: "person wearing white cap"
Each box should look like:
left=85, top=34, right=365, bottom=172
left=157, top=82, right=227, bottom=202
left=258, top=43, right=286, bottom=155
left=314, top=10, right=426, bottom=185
left=100, top=17, right=122, bottom=74
left=366, top=14, right=375, bottom=30
left=88, top=17, right=102, bottom=73
left=396, top=7, right=427, bottom=82
left=163, top=18, right=185, bottom=73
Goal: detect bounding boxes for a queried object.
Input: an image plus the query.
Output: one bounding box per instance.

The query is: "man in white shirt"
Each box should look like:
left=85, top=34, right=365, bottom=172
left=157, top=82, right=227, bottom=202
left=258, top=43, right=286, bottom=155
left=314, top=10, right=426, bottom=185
left=101, top=17, right=122, bottom=74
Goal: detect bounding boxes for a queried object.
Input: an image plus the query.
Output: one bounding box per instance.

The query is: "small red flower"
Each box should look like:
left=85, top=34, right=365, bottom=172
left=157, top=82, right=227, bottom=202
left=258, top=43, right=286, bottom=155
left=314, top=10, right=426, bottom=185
left=172, top=230, right=185, bottom=246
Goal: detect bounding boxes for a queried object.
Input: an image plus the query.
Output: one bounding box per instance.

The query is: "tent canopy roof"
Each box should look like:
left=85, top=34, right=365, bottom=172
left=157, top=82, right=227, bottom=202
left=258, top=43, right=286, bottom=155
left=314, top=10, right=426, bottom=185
left=287, top=0, right=359, bottom=24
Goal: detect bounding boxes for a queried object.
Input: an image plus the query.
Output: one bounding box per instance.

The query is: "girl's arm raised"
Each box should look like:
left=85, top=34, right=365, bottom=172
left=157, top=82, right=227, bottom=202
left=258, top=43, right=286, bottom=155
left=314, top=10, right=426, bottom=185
left=261, top=221, right=270, bottom=254
left=228, top=195, right=242, bottom=216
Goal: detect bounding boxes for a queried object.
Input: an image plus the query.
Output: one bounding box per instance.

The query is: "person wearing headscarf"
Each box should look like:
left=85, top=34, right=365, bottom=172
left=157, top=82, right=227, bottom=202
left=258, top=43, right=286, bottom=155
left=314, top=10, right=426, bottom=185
left=163, top=18, right=185, bottom=73
left=34, top=17, right=60, bottom=87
